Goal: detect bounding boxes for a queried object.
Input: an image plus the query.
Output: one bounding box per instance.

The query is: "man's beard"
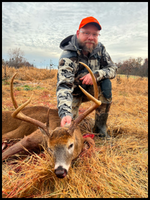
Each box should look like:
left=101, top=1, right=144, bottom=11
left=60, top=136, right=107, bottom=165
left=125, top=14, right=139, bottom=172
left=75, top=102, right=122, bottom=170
left=77, top=38, right=98, bottom=53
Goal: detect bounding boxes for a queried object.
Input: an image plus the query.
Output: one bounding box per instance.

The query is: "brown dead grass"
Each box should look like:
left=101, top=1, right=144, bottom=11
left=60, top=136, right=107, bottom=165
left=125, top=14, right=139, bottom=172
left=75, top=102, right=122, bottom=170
left=2, top=65, right=57, bottom=81
left=2, top=67, right=148, bottom=198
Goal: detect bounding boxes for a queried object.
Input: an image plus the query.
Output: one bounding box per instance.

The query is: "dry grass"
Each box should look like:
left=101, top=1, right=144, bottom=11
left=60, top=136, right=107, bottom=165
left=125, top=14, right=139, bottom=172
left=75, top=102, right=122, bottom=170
left=2, top=65, right=57, bottom=81
left=2, top=67, right=148, bottom=198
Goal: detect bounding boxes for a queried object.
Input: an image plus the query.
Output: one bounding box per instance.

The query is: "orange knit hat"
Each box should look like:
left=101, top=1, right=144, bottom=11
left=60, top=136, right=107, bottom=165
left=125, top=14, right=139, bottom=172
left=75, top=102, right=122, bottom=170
left=79, top=16, right=102, bottom=30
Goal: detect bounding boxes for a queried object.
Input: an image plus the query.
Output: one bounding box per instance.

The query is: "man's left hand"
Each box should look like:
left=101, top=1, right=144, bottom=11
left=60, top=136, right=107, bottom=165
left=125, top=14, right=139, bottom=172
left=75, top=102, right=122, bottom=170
left=80, top=73, right=96, bottom=85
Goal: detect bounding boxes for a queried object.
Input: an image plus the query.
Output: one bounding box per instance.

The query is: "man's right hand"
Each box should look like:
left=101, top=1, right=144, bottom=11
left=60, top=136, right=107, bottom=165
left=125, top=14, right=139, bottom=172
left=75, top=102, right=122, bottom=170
left=80, top=73, right=96, bottom=85
left=61, top=116, right=72, bottom=127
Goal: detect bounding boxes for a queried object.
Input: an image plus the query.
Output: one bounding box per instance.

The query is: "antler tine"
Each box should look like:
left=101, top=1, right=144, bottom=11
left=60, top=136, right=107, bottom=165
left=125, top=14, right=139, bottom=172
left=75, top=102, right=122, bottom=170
left=78, top=85, right=101, bottom=106
left=68, top=62, right=101, bottom=134
left=11, top=73, right=18, bottom=109
left=11, top=73, right=49, bottom=136
left=46, top=108, right=51, bottom=133
left=79, top=62, right=99, bottom=99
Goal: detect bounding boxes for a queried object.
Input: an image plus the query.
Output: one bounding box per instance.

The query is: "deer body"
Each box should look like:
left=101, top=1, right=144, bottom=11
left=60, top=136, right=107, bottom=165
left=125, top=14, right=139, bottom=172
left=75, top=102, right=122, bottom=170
left=2, top=106, right=49, bottom=141
left=2, top=107, right=61, bottom=141
left=2, top=62, right=101, bottom=178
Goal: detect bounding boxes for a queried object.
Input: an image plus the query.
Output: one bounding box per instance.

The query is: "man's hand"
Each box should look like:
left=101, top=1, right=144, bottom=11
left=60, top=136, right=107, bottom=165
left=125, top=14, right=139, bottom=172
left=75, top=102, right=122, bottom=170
left=80, top=73, right=96, bottom=85
left=61, top=116, right=72, bottom=127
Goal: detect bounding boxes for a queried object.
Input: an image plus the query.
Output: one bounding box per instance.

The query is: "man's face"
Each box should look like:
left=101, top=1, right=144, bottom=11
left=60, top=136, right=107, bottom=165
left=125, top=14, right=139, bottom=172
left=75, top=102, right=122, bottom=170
left=76, top=24, right=100, bottom=53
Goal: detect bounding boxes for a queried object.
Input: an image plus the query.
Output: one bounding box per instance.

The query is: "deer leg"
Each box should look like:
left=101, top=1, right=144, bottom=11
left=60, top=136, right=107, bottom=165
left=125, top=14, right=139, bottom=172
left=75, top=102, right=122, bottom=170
left=2, top=129, right=44, bottom=161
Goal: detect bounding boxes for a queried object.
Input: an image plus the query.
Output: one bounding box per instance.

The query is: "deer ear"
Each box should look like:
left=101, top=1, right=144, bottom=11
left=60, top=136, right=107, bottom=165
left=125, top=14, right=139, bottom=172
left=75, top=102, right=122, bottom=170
left=38, top=127, right=52, bottom=138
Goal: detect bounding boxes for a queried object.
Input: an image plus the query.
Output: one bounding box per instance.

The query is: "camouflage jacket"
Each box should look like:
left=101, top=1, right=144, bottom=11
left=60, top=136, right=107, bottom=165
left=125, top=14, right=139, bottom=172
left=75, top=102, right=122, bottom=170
left=57, top=34, right=118, bottom=119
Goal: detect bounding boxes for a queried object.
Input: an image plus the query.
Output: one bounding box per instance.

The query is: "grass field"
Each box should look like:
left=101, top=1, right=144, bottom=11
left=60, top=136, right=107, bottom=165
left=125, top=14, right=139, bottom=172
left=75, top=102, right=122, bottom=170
left=2, top=66, right=148, bottom=198
left=117, top=73, right=148, bottom=79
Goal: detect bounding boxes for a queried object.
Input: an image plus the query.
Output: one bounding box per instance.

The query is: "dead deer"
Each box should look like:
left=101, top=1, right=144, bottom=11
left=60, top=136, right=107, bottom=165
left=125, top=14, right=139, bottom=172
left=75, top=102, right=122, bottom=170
left=2, top=62, right=101, bottom=178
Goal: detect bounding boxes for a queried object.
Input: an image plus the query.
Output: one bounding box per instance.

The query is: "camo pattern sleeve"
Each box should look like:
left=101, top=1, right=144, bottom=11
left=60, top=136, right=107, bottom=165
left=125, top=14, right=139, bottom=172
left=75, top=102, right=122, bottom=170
left=57, top=58, right=75, bottom=119
left=94, top=45, right=118, bottom=81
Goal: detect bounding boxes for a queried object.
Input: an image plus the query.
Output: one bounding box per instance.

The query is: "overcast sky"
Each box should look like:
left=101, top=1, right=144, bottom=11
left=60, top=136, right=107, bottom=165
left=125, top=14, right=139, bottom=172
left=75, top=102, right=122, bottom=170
left=2, top=2, right=148, bottom=68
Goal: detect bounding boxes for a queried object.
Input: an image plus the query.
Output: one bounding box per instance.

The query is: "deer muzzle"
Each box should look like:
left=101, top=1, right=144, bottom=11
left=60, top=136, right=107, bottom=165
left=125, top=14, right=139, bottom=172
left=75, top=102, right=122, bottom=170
left=53, top=145, right=72, bottom=178
left=55, top=166, right=68, bottom=178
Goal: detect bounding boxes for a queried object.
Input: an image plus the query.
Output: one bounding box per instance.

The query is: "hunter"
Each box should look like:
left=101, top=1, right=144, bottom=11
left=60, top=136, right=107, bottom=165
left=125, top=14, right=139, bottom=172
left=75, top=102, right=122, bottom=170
left=56, top=16, right=118, bottom=138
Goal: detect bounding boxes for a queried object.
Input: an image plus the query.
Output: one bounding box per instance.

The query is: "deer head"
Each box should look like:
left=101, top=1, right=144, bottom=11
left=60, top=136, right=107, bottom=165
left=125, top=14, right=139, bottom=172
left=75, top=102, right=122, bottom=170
left=9, top=62, right=101, bottom=178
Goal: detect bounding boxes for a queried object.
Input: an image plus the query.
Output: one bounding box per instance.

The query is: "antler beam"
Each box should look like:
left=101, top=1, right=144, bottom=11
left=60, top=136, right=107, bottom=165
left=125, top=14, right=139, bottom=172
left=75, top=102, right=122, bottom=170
left=10, top=73, right=50, bottom=136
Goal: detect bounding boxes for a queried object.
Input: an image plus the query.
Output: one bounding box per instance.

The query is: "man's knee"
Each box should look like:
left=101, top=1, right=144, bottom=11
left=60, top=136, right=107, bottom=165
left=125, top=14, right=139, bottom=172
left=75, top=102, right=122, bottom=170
left=99, top=79, right=112, bottom=99
left=72, top=79, right=112, bottom=118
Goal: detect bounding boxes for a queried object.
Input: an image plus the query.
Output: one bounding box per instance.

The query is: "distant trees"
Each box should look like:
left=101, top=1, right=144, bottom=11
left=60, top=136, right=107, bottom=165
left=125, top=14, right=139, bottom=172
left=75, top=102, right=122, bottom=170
left=140, top=58, right=148, bottom=77
left=116, top=57, right=148, bottom=78
left=3, top=48, right=34, bottom=68
left=2, top=49, right=148, bottom=78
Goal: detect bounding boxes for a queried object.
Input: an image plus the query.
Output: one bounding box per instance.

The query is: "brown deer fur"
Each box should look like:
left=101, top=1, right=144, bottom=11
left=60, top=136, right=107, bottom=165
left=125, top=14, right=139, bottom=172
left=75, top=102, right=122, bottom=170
left=2, top=106, right=60, bottom=141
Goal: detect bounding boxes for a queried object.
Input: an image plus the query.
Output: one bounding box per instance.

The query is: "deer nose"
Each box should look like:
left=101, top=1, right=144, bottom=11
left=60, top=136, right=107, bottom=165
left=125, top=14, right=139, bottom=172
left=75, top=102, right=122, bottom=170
left=55, top=166, right=67, bottom=178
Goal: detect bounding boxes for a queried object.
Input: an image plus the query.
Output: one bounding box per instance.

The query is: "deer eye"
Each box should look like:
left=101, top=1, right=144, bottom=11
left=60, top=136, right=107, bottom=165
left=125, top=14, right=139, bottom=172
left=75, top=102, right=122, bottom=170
left=68, top=143, right=73, bottom=149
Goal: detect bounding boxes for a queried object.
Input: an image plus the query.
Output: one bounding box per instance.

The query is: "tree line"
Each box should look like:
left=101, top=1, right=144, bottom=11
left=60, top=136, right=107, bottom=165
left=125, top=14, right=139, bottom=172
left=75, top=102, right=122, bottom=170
left=115, top=57, right=148, bottom=78
left=2, top=48, right=148, bottom=78
left=2, top=48, right=34, bottom=68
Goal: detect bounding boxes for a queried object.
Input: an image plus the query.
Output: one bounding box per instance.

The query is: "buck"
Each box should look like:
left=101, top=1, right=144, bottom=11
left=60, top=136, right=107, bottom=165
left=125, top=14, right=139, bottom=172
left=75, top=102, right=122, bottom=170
left=2, top=62, right=101, bottom=178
